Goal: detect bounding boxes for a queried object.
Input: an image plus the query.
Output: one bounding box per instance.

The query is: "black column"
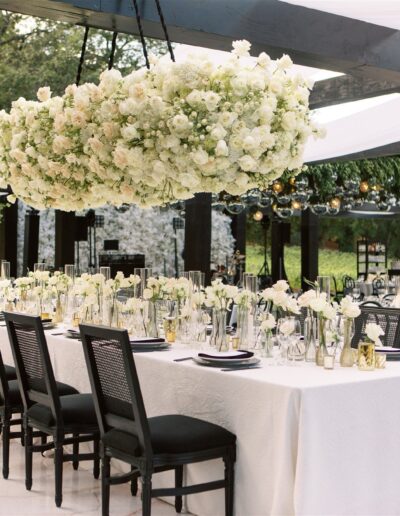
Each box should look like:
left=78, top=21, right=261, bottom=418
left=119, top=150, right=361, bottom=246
left=301, top=209, right=319, bottom=290
left=0, top=199, right=18, bottom=277
left=271, top=219, right=290, bottom=283
left=184, top=193, right=212, bottom=285
left=22, top=209, right=40, bottom=275
left=55, top=211, right=76, bottom=269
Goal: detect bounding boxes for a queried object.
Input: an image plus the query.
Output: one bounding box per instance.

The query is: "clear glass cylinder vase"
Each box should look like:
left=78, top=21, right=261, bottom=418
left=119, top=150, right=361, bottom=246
left=340, top=317, right=355, bottom=367
left=146, top=300, right=159, bottom=338
left=316, top=316, right=328, bottom=366
left=304, top=315, right=317, bottom=362
left=237, top=306, right=250, bottom=350
left=210, top=308, right=228, bottom=351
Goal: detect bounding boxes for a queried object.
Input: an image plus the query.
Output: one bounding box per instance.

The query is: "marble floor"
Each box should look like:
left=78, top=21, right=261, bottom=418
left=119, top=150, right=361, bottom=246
left=0, top=441, right=183, bottom=515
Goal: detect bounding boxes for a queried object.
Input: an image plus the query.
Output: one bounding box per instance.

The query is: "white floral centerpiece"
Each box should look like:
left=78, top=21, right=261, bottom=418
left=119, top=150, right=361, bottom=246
left=0, top=40, right=322, bottom=210
left=205, top=279, right=238, bottom=350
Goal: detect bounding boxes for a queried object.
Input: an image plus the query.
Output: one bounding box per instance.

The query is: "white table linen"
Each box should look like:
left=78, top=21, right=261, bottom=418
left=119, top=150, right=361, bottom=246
left=2, top=326, right=400, bottom=516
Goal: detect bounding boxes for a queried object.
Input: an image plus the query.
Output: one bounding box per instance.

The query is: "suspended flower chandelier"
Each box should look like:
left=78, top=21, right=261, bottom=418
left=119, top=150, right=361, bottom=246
left=0, top=39, right=322, bottom=211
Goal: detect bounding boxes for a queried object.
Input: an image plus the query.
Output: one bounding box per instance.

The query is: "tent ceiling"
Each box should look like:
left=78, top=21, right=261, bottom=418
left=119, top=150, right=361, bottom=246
left=283, top=1, right=400, bottom=30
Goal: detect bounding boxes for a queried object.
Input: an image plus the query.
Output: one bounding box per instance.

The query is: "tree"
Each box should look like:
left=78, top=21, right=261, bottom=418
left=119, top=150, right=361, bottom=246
left=0, top=11, right=167, bottom=109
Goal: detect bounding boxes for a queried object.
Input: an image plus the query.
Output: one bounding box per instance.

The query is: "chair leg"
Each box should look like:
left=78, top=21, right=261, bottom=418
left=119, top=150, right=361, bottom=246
left=20, top=421, right=24, bottom=446
left=174, top=465, right=183, bottom=513
left=141, top=473, right=152, bottom=516
left=72, top=433, right=79, bottom=470
left=93, top=437, right=100, bottom=479
left=223, top=455, right=235, bottom=516
left=2, top=415, right=10, bottom=479
left=131, top=466, right=138, bottom=496
left=101, top=454, right=111, bottom=516
left=24, top=421, right=33, bottom=491
left=54, top=440, right=64, bottom=508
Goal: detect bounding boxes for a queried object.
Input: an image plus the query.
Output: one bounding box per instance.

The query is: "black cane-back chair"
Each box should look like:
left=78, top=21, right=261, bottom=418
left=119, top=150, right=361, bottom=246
left=372, top=277, right=385, bottom=297
left=4, top=312, right=100, bottom=507
left=351, top=306, right=400, bottom=348
left=0, top=350, right=24, bottom=479
left=343, top=276, right=355, bottom=296
left=79, top=324, right=237, bottom=516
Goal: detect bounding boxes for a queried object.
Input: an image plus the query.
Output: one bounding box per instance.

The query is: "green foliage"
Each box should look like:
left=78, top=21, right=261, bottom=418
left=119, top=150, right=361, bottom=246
left=246, top=244, right=357, bottom=291
left=302, top=156, right=400, bottom=201
left=0, top=11, right=167, bottom=109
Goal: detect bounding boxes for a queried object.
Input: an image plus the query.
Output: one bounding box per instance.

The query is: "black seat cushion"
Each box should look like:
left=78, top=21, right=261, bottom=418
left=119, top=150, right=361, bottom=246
left=1, top=380, right=77, bottom=409
left=103, top=415, right=236, bottom=456
left=27, top=393, right=97, bottom=429
left=4, top=365, right=17, bottom=381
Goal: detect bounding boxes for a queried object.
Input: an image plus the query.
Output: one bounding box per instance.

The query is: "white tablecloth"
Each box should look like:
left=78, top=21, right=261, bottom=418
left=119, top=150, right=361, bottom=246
left=2, top=326, right=400, bottom=516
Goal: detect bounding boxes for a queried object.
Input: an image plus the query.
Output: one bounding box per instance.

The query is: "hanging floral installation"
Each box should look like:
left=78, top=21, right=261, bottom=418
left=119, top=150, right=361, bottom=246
left=0, top=40, right=322, bottom=211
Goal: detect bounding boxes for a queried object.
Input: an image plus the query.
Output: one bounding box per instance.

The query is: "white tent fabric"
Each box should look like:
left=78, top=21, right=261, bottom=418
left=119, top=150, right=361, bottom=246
left=305, top=93, right=400, bottom=162
left=282, top=0, right=400, bottom=30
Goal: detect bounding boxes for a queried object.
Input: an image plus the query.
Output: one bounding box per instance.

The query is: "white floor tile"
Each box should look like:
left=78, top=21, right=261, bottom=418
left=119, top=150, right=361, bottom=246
left=0, top=441, right=183, bottom=515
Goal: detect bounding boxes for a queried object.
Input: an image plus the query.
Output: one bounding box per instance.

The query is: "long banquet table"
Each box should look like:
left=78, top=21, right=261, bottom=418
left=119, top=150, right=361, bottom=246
left=2, top=326, right=400, bottom=516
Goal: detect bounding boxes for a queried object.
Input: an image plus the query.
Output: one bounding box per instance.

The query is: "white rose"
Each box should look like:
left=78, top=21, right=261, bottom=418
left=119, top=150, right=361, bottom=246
left=309, top=294, right=327, bottom=313
left=232, top=39, right=251, bottom=57
left=37, top=87, right=51, bottom=102
left=273, top=280, right=289, bottom=292
left=238, top=155, right=257, bottom=172
left=280, top=319, right=294, bottom=336
left=365, top=323, right=384, bottom=345
left=215, top=140, right=229, bottom=157
left=191, top=149, right=209, bottom=166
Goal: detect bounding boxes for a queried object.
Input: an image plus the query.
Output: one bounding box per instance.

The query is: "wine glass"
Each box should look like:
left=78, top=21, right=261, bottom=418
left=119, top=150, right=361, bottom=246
left=352, top=286, right=360, bottom=302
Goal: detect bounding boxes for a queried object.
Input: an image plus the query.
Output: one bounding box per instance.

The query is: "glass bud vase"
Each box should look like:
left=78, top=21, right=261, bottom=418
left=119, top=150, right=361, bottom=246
left=260, top=331, right=273, bottom=358
left=316, top=316, right=328, bottom=366
left=237, top=306, right=250, bottom=350
left=340, top=317, right=355, bottom=367
left=210, top=308, right=228, bottom=351
left=53, top=295, right=64, bottom=324
left=146, top=300, right=159, bottom=338
left=304, top=315, right=317, bottom=363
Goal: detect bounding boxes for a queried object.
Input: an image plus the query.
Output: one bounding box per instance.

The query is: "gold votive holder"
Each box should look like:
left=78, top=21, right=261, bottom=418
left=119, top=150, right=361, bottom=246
left=375, top=353, right=386, bottom=369
left=231, top=336, right=239, bottom=350
left=163, top=317, right=177, bottom=344
left=358, top=341, right=375, bottom=371
left=323, top=355, right=335, bottom=370
left=72, top=313, right=80, bottom=327
left=40, top=312, right=51, bottom=321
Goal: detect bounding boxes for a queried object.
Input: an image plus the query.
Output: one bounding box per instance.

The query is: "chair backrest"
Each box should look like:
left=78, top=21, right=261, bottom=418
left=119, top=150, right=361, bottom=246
left=4, top=312, right=62, bottom=422
left=79, top=324, right=152, bottom=457
left=359, top=301, right=382, bottom=307
left=351, top=306, right=400, bottom=348
left=372, top=277, right=384, bottom=296
left=0, top=351, right=10, bottom=408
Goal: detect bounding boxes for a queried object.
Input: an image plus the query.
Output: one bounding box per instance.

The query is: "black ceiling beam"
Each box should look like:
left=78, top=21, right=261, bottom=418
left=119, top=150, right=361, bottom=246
left=308, top=142, right=400, bottom=164
left=2, top=0, right=400, bottom=82
left=310, top=76, right=400, bottom=109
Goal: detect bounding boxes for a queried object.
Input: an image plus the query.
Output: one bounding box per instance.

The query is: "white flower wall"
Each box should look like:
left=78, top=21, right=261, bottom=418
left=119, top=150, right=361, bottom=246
left=16, top=203, right=235, bottom=276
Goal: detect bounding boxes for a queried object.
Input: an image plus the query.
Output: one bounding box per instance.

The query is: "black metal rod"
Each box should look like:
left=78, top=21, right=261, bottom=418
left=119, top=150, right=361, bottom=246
left=154, top=0, right=175, bottom=61
left=108, top=31, right=118, bottom=70
left=131, top=0, right=150, bottom=69
left=76, top=26, right=90, bottom=86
